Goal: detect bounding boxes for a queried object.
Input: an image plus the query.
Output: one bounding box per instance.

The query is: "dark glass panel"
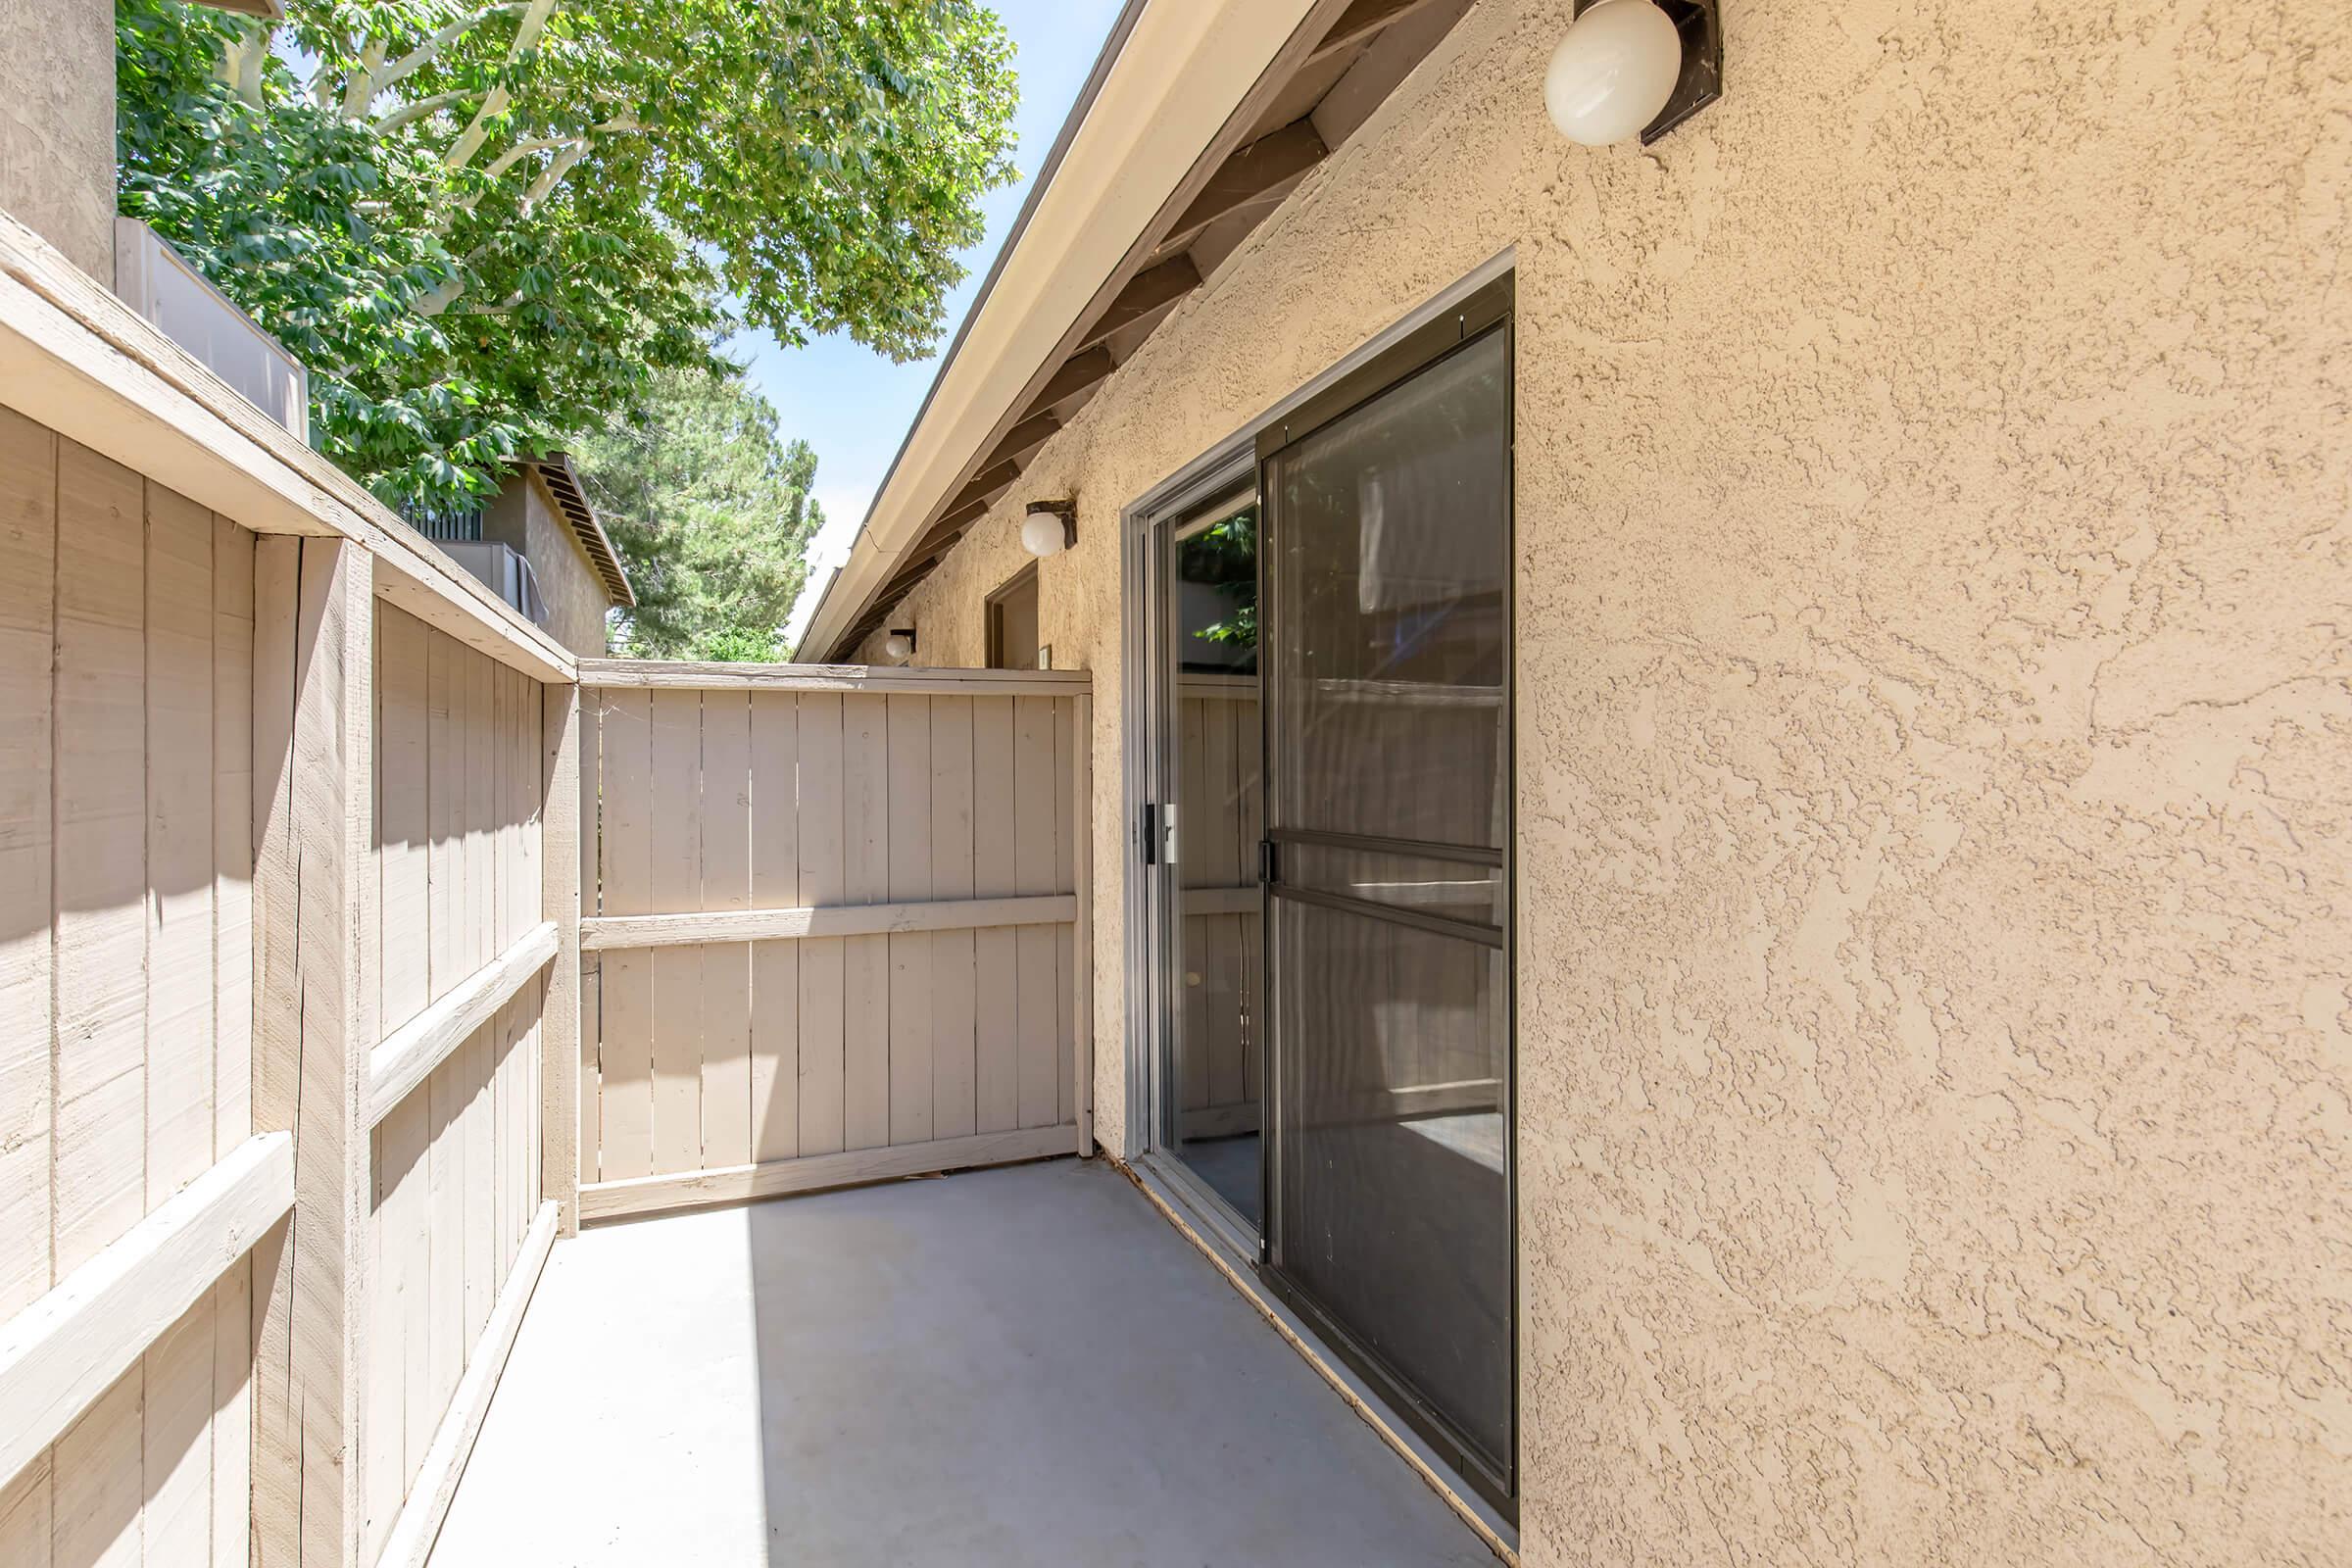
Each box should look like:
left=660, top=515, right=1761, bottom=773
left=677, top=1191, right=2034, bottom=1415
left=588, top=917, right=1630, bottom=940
left=1271, top=897, right=1509, bottom=1468
left=1264, top=332, right=1507, bottom=852
left=1163, top=488, right=1264, bottom=1226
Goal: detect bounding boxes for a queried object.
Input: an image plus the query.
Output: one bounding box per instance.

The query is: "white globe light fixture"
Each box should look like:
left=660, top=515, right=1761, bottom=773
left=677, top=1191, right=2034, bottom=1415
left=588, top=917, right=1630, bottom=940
left=882, top=628, right=915, bottom=663
left=1022, top=499, right=1076, bottom=560
left=1545, top=0, right=1715, bottom=148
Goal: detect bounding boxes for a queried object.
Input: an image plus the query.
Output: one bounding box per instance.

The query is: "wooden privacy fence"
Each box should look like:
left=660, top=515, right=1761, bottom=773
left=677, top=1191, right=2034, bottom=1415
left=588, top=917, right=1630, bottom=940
left=2, top=214, right=583, bottom=1568
left=575, top=662, right=1094, bottom=1221
left=359, top=604, right=560, bottom=1568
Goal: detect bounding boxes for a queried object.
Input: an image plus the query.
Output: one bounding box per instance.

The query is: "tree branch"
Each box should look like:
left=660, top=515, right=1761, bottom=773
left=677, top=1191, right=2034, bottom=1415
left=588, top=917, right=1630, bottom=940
left=414, top=240, right=501, bottom=318
left=520, top=139, right=591, bottom=214
left=366, top=3, right=530, bottom=109
left=482, top=133, right=584, bottom=181
left=340, top=38, right=389, bottom=121
left=444, top=0, right=562, bottom=172
left=216, top=20, right=270, bottom=110
left=375, top=89, right=470, bottom=133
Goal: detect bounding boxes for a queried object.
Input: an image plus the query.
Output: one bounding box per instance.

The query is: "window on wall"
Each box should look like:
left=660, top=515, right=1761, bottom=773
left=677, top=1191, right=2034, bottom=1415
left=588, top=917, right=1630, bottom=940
left=986, top=564, right=1041, bottom=670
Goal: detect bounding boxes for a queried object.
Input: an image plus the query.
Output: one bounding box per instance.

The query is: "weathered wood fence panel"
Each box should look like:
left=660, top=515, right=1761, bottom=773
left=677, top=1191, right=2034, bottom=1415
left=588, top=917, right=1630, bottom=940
left=358, top=605, right=551, bottom=1568
left=576, top=663, right=1093, bottom=1221
left=2, top=219, right=582, bottom=1568
left=0, top=409, right=263, bottom=1568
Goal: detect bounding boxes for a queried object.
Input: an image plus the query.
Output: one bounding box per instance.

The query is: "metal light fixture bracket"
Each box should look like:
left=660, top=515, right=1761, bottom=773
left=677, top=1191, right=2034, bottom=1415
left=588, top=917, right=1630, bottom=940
left=1574, top=0, right=1722, bottom=144
left=1026, top=498, right=1078, bottom=551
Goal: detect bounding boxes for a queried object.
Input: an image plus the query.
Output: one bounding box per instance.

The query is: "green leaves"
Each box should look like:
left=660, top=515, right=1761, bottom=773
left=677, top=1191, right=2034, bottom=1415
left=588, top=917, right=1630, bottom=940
left=117, top=0, right=1017, bottom=514
left=572, top=368, right=825, bottom=662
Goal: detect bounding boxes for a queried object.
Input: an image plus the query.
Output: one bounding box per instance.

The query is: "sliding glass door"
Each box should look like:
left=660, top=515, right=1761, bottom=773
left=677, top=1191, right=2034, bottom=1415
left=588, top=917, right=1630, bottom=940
left=1258, top=300, right=1513, bottom=1503
left=1133, top=275, right=1513, bottom=1509
left=1147, top=485, right=1266, bottom=1227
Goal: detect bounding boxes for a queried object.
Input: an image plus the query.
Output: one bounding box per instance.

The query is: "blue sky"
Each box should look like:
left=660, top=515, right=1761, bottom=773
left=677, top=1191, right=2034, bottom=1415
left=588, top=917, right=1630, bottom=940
left=751, top=0, right=1126, bottom=642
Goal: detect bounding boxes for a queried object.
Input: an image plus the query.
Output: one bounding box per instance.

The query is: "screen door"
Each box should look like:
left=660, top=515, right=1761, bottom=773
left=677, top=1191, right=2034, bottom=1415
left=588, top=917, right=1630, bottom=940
left=1258, top=301, right=1513, bottom=1503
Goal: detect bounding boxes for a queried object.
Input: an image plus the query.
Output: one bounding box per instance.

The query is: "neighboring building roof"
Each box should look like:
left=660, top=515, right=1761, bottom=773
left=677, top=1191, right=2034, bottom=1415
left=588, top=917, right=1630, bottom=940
left=519, top=453, right=636, bottom=609
left=795, top=0, right=1475, bottom=662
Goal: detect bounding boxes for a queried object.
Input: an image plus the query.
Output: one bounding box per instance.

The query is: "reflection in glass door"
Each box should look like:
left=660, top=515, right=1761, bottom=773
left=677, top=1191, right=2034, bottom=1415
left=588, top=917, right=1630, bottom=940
left=1152, top=488, right=1264, bottom=1227
left=1260, top=301, right=1513, bottom=1505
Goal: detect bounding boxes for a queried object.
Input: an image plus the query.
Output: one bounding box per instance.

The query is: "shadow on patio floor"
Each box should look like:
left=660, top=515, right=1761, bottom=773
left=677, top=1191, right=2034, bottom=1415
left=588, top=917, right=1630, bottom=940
left=428, top=1157, right=1493, bottom=1567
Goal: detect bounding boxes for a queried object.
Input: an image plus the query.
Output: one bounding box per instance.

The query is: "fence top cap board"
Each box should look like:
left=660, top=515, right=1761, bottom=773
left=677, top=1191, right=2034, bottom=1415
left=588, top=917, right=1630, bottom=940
left=576, top=659, right=1093, bottom=695
left=0, top=210, right=574, bottom=684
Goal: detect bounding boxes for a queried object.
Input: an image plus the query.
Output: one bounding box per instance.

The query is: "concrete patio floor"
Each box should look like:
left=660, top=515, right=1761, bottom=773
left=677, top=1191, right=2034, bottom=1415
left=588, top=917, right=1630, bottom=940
left=428, top=1158, right=1495, bottom=1567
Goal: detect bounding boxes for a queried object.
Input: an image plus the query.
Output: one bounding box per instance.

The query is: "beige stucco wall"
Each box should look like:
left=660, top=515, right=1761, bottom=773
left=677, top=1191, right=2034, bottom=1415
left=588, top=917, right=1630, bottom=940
left=861, top=0, right=2352, bottom=1558
left=485, top=472, right=612, bottom=657
left=0, top=0, right=116, bottom=279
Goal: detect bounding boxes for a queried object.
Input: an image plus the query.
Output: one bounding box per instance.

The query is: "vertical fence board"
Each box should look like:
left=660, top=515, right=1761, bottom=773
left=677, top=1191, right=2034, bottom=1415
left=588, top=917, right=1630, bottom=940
left=214, top=517, right=256, bottom=1158
left=543, top=681, right=582, bottom=1232
left=0, top=1454, right=50, bottom=1566
left=576, top=694, right=601, bottom=1189
left=929, top=698, right=977, bottom=1143
left=466, top=649, right=494, bottom=977
left=426, top=629, right=457, bottom=1004
left=841, top=694, right=890, bottom=1152
left=378, top=609, right=430, bottom=1035
left=1072, top=693, right=1095, bottom=1154
left=53, top=441, right=146, bottom=1275
left=211, top=1256, right=253, bottom=1568
left=146, top=484, right=215, bottom=1207
left=51, top=1371, right=140, bottom=1567
left=648, top=690, right=704, bottom=1174
left=796, top=694, right=846, bottom=1157
left=140, top=1291, right=215, bottom=1566
left=464, top=1004, right=495, bottom=1345
left=362, top=1126, right=402, bottom=1562
left=519, top=665, right=543, bottom=931
left=1054, top=697, right=1077, bottom=1127
left=252, top=536, right=372, bottom=1567
left=1014, top=696, right=1058, bottom=1131
left=385, top=1082, right=431, bottom=1494
left=971, top=696, right=1019, bottom=1136
left=598, top=690, right=653, bottom=1180
left=749, top=694, right=799, bottom=1164
left=0, top=408, right=55, bottom=1319
left=701, top=691, right=753, bottom=1171
left=887, top=697, right=933, bottom=1147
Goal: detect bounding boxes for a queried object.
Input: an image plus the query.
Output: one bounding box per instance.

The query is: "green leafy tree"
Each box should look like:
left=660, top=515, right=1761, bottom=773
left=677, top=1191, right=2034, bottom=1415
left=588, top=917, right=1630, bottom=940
left=116, top=0, right=1015, bottom=511
left=572, top=367, right=825, bottom=661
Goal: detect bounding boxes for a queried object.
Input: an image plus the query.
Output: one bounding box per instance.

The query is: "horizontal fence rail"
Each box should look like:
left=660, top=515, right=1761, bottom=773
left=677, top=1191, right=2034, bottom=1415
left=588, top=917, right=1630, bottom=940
left=580, top=895, right=1078, bottom=952
left=578, top=666, right=1094, bottom=1219
left=576, top=658, right=1087, bottom=699
left=368, top=922, right=559, bottom=1127
left=0, top=1134, right=292, bottom=1489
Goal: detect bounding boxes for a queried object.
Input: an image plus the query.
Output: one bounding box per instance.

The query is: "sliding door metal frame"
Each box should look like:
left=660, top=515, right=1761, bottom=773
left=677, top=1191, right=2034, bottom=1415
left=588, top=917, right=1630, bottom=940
left=1115, top=250, right=1521, bottom=1509
left=1254, top=283, right=1518, bottom=1514
left=1131, top=466, right=1262, bottom=1246
left=1120, top=247, right=1515, bottom=1153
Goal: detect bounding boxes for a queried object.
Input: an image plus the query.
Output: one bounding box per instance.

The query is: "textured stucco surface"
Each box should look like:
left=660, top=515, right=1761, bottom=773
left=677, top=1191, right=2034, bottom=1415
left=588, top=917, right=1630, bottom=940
left=485, top=471, right=612, bottom=656
left=0, top=0, right=117, bottom=279
left=858, top=0, right=2352, bottom=1559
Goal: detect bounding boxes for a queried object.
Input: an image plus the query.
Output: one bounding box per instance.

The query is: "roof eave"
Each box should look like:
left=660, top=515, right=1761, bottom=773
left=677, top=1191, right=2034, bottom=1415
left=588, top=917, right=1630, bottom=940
left=522, top=454, right=636, bottom=609
left=793, top=0, right=1327, bottom=661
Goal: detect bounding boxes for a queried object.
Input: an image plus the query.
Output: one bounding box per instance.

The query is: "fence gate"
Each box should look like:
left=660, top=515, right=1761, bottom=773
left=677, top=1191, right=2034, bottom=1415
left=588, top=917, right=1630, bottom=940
left=572, top=661, right=1093, bottom=1221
